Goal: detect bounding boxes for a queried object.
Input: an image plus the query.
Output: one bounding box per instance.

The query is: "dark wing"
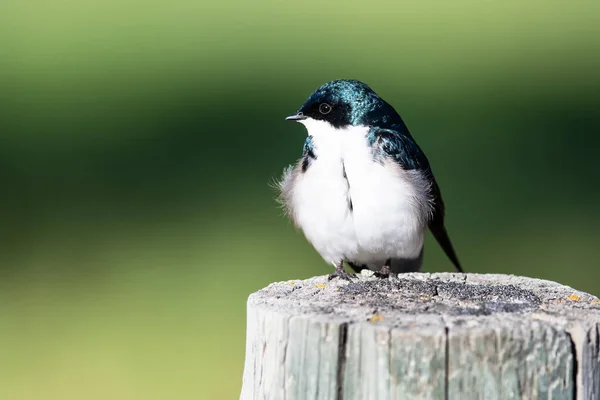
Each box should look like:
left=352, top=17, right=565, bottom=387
left=367, top=127, right=429, bottom=170
left=368, top=127, right=464, bottom=273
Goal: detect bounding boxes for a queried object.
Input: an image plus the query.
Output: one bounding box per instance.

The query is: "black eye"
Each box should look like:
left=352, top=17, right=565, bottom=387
left=319, top=103, right=332, bottom=115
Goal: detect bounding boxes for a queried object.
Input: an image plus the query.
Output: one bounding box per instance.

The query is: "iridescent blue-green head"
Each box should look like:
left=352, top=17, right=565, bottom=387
left=286, top=79, right=407, bottom=131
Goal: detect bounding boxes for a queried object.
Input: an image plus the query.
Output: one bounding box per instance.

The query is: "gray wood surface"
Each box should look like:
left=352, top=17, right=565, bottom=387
left=239, top=272, right=600, bottom=400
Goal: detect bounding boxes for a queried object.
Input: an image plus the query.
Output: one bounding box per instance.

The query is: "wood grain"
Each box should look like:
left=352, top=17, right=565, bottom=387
left=240, top=272, right=600, bottom=400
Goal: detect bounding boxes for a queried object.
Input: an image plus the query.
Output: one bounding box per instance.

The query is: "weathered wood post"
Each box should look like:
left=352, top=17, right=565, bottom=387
left=240, top=272, right=600, bottom=400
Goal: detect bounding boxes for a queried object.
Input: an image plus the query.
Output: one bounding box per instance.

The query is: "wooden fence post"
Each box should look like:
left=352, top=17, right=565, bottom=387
left=239, top=272, right=600, bottom=400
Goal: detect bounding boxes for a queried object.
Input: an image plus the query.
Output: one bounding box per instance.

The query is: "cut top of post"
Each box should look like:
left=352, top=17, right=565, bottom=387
left=241, top=272, right=600, bottom=400
left=250, top=272, right=598, bottom=327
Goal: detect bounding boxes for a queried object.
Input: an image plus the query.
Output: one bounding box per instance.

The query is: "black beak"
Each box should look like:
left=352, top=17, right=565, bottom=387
left=285, top=112, right=307, bottom=121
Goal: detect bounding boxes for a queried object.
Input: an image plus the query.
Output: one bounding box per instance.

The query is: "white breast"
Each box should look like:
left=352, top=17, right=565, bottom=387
left=283, top=119, right=429, bottom=270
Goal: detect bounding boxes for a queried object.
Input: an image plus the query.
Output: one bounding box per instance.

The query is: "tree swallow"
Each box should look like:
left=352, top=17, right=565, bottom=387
left=278, top=79, right=463, bottom=280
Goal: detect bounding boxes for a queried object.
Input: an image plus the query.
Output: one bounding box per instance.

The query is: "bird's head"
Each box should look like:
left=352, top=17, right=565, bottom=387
left=286, top=79, right=403, bottom=131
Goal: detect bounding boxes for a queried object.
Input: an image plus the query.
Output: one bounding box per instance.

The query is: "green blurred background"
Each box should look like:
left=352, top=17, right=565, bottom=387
left=1, top=1, right=599, bottom=398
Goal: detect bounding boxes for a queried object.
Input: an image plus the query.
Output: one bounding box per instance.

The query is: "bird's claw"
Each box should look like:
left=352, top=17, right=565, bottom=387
left=374, top=271, right=397, bottom=279
left=328, top=270, right=356, bottom=281
left=374, top=263, right=396, bottom=279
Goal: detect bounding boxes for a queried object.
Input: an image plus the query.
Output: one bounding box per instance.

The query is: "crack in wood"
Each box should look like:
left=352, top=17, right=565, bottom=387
left=241, top=273, right=600, bottom=400
left=336, top=323, right=349, bottom=400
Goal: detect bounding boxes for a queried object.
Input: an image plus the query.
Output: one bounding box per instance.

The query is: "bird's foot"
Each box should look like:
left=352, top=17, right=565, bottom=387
left=328, top=263, right=356, bottom=281
left=374, top=271, right=397, bottom=279
left=328, top=269, right=356, bottom=281
left=374, top=260, right=396, bottom=279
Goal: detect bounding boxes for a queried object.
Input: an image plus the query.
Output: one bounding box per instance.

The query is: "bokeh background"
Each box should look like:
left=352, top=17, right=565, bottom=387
left=1, top=1, right=599, bottom=399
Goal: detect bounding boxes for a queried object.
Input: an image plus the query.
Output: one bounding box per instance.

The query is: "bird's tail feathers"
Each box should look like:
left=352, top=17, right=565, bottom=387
left=430, top=223, right=464, bottom=273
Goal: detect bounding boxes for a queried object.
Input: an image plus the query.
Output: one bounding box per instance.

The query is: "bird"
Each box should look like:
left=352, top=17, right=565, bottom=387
left=277, top=79, right=463, bottom=280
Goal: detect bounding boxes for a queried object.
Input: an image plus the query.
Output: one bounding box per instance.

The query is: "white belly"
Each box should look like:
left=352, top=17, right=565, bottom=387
left=288, top=121, right=428, bottom=269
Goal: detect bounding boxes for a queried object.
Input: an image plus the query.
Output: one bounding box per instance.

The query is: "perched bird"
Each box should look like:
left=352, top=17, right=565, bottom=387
left=278, top=79, right=463, bottom=280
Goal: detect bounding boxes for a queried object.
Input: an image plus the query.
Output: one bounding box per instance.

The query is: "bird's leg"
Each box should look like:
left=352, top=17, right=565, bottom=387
left=375, top=259, right=395, bottom=279
left=328, top=261, right=355, bottom=281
